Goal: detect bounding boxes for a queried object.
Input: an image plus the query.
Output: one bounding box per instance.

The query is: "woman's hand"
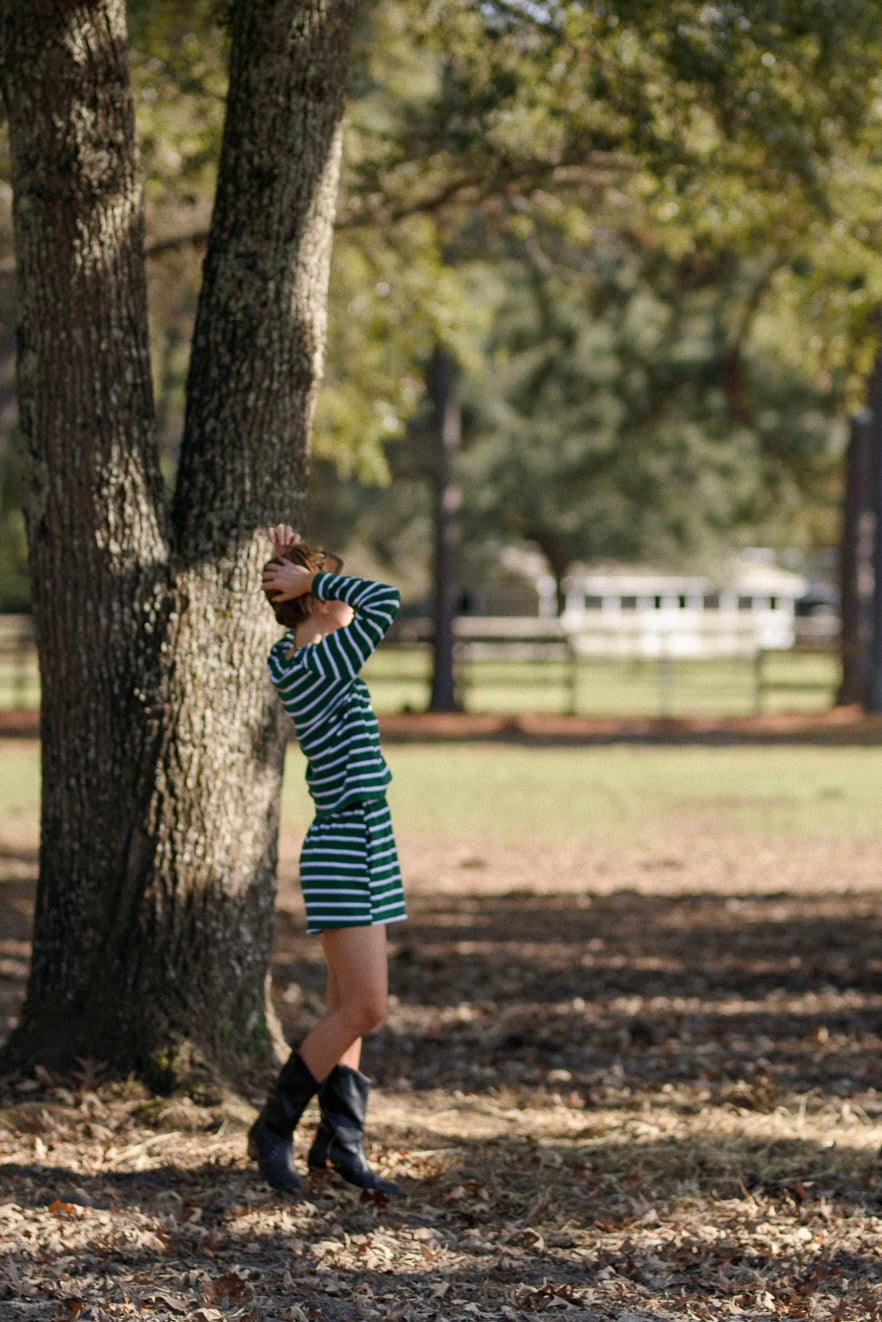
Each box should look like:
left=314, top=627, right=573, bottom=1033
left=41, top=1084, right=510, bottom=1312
left=269, top=524, right=300, bottom=558
left=262, top=559, right=315, bottom=602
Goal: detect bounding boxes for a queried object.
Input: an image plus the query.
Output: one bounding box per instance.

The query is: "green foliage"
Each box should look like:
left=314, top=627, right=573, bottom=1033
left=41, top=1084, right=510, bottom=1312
left=128, top=1, right=229, bottom=475
left=3, top=0, right=882, bottom=606
left=128, top=0, right=228, bottom=218
left=461, top=229, right=848, bottom=578
left=313, top=0, right=882, bottom=591
left=327, top=215, right=851, bottom=592
left=314, top=222, right=485, bottom=482
left=343, top=0, right=882, bottom=227
left=305, top=457, right=433, bottom=604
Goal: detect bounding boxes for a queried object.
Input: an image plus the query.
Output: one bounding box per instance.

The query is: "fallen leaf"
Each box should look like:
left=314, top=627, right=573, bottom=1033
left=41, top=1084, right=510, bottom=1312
left=71, top=1058, right=108, bottom=1091
left=53, top=1302, right=83, bottom=1322
left=204, top=1271, right=247, bottom=1305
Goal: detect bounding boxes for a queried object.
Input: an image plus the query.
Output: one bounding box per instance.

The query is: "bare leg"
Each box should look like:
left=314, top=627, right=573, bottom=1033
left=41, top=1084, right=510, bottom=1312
left=298, top=926, right=387, bottom=1081
left=324, top=958, right=362, bottom=1071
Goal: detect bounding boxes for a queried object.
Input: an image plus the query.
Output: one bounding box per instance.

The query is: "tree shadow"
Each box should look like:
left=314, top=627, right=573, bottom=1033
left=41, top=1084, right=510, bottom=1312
left=5, top=874, right=882, bottom=1110
left=270, top=887, right=882, bottom=1104
left=0, top=872, right=36, bottom=1037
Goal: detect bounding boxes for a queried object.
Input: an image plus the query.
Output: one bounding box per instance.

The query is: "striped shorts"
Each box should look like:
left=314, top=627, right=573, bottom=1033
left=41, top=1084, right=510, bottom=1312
left=298, top=798, right=407, bottom=934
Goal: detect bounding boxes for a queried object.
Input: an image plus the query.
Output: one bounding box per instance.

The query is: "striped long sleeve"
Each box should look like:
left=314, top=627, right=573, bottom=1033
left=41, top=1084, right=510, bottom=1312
left=267, top=573, right=400, bottom=814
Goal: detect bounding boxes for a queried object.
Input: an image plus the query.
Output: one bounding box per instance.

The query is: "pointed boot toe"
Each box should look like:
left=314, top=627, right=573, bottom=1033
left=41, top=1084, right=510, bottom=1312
left=311, top=1065, right=404, bottom=1196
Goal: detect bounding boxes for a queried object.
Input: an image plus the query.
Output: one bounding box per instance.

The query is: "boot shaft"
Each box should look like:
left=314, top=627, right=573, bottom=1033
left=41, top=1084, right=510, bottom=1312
left=318, top=1064, right=370, bottom=1139
left=264, top=1050, right=320, bottom=1137
left=308, top=1064, right=403, bottom=1195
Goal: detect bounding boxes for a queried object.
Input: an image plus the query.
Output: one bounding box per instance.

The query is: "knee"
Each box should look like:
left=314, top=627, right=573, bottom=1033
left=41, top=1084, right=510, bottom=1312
left=343, top=993, right=386, bottom=1038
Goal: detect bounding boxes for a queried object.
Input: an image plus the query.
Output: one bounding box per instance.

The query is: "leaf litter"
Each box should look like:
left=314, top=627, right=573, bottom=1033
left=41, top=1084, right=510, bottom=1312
left=2, top=802, right=882, bottom=1318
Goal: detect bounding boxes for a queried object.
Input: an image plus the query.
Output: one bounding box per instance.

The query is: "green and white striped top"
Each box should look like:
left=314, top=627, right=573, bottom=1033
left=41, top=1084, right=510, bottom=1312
left=267, top=572, right=400, bottom=815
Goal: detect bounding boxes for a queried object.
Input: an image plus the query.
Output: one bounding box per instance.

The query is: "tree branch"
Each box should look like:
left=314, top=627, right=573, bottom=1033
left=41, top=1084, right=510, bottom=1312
left=145, top=229, right=210, bottom=259
left=335, top=153, right=637, bottom=229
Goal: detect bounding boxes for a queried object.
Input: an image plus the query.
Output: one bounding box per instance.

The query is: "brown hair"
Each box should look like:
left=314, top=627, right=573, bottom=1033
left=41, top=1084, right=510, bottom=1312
left=263, top=541, right=343, bottom=630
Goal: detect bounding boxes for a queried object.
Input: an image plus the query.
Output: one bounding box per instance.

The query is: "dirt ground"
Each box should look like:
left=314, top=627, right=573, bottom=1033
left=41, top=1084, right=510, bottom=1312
left=3, top=720, right=882, bottom=1321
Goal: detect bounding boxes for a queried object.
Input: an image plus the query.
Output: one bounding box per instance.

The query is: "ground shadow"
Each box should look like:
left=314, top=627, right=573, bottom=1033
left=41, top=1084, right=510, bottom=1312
left=271, top=887, right=882, bottom=1106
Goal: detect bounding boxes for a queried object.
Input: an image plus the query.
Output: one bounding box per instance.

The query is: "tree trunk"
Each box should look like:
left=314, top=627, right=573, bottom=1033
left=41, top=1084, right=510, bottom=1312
left=528, top=531, right=571, bottom=617
left=836, top=409, right=873, bottom=706
left=867, top=356, right=882, bottom=713
left=427, top=345, right=462, bottom=712
left=0, top=0, right=172, bottom=1068
left=0, top=0, right=356, bottom=1085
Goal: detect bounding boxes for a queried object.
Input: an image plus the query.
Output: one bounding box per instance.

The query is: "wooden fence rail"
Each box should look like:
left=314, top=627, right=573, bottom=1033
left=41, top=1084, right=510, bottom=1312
left=0, top=614, right=840, bottom=718
left=393, top=615, right=838, bottom=717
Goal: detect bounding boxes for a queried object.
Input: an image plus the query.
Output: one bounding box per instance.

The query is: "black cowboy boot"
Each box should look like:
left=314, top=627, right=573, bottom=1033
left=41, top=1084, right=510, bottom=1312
left=307, top=1064, right=403, bottom=1196
left=247, top=1051, right=320, bottom=1194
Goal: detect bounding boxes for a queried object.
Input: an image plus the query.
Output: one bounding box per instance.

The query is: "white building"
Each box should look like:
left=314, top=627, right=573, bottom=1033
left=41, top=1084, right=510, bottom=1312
left=557, top=550, right=809, bottom=657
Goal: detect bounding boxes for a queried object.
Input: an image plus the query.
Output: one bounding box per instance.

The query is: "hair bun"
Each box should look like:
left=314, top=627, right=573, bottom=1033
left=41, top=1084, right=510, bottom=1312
left=263, top=539, right=344, bottom=630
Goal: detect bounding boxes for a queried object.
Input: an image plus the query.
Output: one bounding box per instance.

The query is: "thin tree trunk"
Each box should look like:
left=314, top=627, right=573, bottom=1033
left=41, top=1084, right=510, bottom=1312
left=836, top=409, right=873, bottom=706
left=428, top=345, right=462, bottom=712
left=867, top=356, right=882, bottom=713
left=528, top=531, right=571, bottom=617
left=1, top=0, right=357, bottom=1083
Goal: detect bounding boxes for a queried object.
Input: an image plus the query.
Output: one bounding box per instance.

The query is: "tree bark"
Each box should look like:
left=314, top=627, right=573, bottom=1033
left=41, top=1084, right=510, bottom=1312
left=0, top=0, right=356, bottom=1085
left=867, top=355, right=882, bottom=713
left=427, top=345, right=462, bottom=712
left=0, top=0, right=172, bottom=1067
left=836, top=409, right=873, bottom=706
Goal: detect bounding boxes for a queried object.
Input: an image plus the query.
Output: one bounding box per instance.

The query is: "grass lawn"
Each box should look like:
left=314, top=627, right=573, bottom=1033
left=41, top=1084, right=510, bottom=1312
left=0, top=736, right=878, bottom=867
left=281, top=741, right=882, bottom=845
left=0, top=733, right=877, bottom=857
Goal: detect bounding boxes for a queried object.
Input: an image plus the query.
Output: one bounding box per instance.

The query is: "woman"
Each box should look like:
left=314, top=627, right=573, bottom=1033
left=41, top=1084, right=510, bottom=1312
left=248, top=524, right=406, bottom=1196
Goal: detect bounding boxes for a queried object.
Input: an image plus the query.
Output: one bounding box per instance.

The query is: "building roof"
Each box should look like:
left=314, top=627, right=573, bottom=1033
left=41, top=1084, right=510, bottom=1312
left=562, top=549, right=808, bottom=599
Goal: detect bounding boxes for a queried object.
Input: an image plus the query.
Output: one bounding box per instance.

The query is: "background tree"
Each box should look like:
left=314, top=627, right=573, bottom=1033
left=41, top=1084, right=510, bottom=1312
left=458, top=227, right=848, bottom=604
left=5, top=0, right=882, bottom=617
left=318, top=0, right=882, bottom=704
